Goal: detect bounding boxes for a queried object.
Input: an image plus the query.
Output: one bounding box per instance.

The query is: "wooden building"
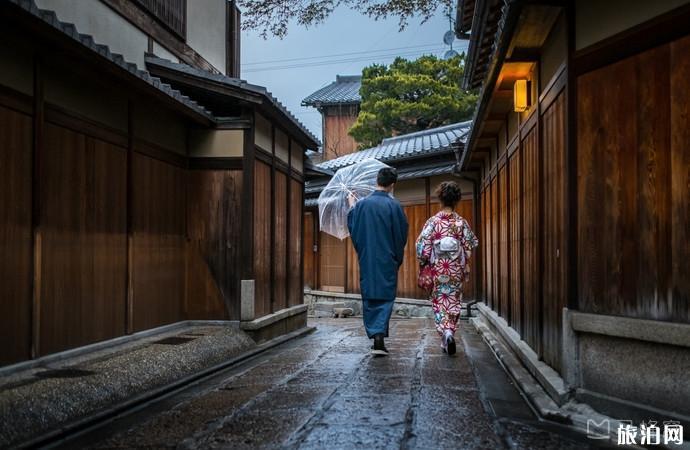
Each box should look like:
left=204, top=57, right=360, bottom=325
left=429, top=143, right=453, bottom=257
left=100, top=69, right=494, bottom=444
left=304, top=122, right=476, bottom=301
left=0, top=0, right=319, bottom=366
left=302, top=75, right=361, bottom=162
left=457, top=0, right=689, bottom=424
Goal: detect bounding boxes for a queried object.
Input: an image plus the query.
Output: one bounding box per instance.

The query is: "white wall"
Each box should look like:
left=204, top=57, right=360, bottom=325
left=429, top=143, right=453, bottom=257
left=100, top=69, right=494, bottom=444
left=35, top=0, right=149, bottom=69
left=186, top=0, right=227, bottom=73
left=152, top=41, right=179, bottom=63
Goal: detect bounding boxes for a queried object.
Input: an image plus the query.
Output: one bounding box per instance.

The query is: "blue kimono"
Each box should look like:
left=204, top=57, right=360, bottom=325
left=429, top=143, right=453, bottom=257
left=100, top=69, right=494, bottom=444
left=347, top=190, right=408, bottom=338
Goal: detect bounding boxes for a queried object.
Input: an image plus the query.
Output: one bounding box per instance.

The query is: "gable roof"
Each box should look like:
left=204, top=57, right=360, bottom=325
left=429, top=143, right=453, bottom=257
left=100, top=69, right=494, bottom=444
left=302, top=75, right=362, bottom=107
left=146, top=56, right=320, bottom=149
left=315, top=121, right=471, bottom=171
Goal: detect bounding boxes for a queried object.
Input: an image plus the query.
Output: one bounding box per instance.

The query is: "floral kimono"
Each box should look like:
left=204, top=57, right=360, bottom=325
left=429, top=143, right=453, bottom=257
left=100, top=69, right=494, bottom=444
left=416, top=211, right=478, bottom=336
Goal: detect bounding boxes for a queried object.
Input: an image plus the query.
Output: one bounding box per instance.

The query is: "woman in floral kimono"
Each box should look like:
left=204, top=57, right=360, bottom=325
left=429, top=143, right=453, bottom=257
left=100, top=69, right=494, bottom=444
left=416, top=181, right=478, bottom=355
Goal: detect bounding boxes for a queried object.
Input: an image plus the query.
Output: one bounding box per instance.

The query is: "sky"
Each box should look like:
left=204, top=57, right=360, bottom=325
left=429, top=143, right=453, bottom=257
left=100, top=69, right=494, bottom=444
left=240, top=5, right=469, bottom=144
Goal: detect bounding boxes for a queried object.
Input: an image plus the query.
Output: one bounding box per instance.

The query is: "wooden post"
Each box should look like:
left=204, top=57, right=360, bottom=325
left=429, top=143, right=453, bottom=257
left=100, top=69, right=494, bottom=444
left=30, top=54, right=44, bottom=359
left=240, top=111, right=255, bottom=314
left=566, top=0, right=578, bottom=311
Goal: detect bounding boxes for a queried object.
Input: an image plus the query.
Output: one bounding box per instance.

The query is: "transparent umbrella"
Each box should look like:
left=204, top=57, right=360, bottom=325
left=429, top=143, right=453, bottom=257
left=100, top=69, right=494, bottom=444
left=318, top=158, right=392, bottom=240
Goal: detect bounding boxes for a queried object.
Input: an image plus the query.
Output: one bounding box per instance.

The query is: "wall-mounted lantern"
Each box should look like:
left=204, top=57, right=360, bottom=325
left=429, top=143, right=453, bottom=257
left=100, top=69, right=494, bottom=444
left=513, top=79, right=531, bottom=112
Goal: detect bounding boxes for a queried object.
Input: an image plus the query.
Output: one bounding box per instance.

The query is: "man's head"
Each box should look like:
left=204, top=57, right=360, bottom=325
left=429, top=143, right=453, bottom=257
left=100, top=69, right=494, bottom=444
left=376, top=167, right=398, bottom=192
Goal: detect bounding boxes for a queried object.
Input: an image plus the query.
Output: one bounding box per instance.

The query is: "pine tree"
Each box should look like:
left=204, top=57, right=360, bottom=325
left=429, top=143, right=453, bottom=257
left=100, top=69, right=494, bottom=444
left=349, top=54, right=477, bottom=149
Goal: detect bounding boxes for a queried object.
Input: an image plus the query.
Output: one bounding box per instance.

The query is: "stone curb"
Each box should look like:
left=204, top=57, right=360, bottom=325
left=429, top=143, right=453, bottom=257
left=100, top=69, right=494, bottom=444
left=471, top=315, right=650, bottom=449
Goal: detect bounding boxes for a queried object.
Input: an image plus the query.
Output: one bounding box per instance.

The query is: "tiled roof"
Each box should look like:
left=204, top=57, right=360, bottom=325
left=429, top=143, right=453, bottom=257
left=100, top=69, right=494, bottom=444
left=146, top=57, right=320, bottom=148
left=7, top=0, right=214, bottom=121
left=302, top=75, right=362, bottom=107
left=315, top=121, right=471, bottom=171
left=303, top=161, right=456, bottom=205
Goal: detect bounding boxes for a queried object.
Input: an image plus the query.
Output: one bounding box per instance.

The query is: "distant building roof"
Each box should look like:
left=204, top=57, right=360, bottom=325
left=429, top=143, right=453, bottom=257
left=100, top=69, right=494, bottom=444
left=302, top=75, right=362, bottom=107
left=315, top=121, right=472, bottom=171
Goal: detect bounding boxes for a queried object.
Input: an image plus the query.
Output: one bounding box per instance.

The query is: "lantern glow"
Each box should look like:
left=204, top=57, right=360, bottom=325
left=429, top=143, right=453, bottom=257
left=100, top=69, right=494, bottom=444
left=513, top=79, right=530, bottom=112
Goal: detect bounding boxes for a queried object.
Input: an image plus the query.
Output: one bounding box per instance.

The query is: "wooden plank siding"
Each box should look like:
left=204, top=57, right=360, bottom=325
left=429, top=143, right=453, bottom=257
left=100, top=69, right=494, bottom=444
left=39, top=123, right=128, bottom=354
left=319, top=232, right=346, bottom=292
left=541, top=90, right=567, bottom=371
left=577, top=36, right=689, bottom=322
left=521, top=125, right=541, bottom=356
left=273, top=170, right=287, bottom=311
left=253, top=160, right=272, bottom=316
left=303, top=211, right=316, bottom=289
left=185, top=170, right=241, bottom=320
left=346, top=238, right=361, bottom=294
left=397, top=204, right=428, bottom=299
left=490, top=177, right=499, bottom=313
left=130, top=151, right=185, bottom=332
left=508, top=148, right=522, bottom=336
left=498, top=165, right=510, bottom=322
left=0, top=105, right=34, bottom=364
left=483, top=183, right=493, bottom=309
left=288, top=178, right=303, bottom=306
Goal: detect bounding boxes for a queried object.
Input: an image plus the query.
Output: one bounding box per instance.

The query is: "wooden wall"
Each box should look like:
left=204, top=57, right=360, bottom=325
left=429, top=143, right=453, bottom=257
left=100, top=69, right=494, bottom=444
left=0, top=103, right=34, bottom=364
left=323, top=106, right=358, bottom=161
left=577, top=35, right=690, bottom=323
left=130, top=151, right=186, bottom=332
left=253, top=136, right=306, bottom=315
left=345, top=238, right=360, bottom=294
left=273, top=170, right=287, bottom=311
left=186, top=170, right=242, bottom=320
left=319, top=232, right=346, bottom=292
left=303, top=211, right=316, bottom=289
left=397, top=204, right=428, bottom=299
left=39, top=123, right=128, bottom=354
left=253, top=160, right=272, bottom=317
left=498, top=165, right=510, bottom=321
left=288, top=178, right=303, bottom=306
left=521, top=124, right=541, bottom=356
left=478, top=87, right=566, bottom=371
left=508, top=146, right=522, bottom=336
left=0, top=58, right=309, bottom=365
left=541, top=92, right=567, bottom=370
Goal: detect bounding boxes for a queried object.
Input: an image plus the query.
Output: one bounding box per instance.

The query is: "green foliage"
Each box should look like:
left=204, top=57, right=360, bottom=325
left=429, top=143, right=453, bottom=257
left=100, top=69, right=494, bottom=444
left=349, top=54, right=477, bottom=149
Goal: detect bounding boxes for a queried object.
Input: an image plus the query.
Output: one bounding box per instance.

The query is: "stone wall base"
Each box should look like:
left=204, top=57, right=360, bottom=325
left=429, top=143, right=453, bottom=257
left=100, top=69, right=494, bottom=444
left=240, top=304, right=308, bottom=344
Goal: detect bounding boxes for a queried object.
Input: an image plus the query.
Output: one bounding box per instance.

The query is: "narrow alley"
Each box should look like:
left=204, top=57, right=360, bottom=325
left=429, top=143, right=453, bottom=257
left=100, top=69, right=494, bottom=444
left=59, top=319, right=603, bottom=449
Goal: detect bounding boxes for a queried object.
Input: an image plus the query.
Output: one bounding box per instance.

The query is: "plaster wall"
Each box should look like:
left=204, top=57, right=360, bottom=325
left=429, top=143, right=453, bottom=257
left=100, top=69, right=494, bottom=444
left=186, top=0, right=226, bottom=73
left=35, top=0, right=149, bottom=69
left=189, top=129, right=244, bottom=157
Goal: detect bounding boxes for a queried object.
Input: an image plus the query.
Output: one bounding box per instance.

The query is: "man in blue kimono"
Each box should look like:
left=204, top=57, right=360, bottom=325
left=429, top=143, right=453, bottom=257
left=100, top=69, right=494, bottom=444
left=347, top=167, right=408, bottom=356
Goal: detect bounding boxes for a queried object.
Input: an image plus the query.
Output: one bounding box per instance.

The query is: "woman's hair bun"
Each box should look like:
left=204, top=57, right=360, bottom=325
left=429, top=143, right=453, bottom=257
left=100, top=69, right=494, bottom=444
left=435, top=181, right=462, bottom=207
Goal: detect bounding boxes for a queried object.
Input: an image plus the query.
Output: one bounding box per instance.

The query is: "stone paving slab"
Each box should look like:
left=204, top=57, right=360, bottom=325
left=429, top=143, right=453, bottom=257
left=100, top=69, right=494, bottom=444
left=54, top=318, right=607, bottom=449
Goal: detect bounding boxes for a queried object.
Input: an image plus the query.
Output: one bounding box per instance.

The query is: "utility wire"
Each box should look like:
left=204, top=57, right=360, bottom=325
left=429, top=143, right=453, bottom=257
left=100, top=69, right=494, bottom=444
left=243, top=48, right=445, bottom=73
left=241, top=43, right=443, bottom=66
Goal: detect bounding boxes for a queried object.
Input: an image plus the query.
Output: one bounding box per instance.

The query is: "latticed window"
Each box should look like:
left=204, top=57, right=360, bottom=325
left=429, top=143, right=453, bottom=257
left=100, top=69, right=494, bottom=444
left=133, top=0, right=186, bottom=38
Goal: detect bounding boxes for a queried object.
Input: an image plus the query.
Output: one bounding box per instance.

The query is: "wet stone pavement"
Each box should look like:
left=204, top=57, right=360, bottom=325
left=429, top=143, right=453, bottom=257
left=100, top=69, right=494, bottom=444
left=68, top=318, right=602, bottom=449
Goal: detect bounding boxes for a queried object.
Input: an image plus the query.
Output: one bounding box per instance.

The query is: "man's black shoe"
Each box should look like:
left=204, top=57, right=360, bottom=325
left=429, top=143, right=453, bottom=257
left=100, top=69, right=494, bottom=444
left=371, top=334, right=389, bottom=356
